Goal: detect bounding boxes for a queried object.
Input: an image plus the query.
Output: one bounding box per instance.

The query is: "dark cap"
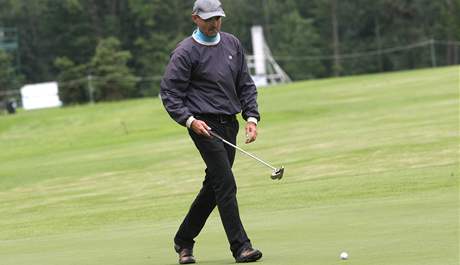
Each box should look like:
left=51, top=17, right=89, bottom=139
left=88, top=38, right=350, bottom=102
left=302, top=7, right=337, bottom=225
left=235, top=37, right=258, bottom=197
left=193, top=0, right=226, bottom=20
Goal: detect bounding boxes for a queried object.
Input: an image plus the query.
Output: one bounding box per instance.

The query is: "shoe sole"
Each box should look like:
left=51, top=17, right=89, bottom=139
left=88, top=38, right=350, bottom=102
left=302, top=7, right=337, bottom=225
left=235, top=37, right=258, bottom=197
left=236, top=252, right=262, bottom=263
left=179, top=259, right=195, bottom=264
left=179, top=256, right=196, bottom=264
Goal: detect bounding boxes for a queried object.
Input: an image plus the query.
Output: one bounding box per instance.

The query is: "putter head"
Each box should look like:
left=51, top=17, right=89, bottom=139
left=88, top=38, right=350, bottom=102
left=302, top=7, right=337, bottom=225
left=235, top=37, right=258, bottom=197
left=270, top=166, right=284, bottom=180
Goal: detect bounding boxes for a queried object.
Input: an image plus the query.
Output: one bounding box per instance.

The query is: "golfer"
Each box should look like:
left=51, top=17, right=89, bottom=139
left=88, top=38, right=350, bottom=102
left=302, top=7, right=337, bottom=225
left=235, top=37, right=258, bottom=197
left=160, top=0, right=262, bottom=263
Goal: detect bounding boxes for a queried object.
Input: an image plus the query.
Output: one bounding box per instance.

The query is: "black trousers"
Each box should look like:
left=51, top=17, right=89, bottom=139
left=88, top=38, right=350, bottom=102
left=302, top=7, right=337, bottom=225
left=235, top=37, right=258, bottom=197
left=174, top=114, right=251, bottom=257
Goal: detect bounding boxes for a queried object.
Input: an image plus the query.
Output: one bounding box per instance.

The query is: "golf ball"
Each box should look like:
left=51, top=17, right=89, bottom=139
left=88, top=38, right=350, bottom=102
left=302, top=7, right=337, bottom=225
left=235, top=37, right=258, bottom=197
left=340, top=252, right=349, bottom=260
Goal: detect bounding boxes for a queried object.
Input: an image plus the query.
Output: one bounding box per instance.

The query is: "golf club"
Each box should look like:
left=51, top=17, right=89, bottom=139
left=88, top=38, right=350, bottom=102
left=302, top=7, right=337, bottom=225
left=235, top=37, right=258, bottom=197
left=209, top=130, right=284, bottom=180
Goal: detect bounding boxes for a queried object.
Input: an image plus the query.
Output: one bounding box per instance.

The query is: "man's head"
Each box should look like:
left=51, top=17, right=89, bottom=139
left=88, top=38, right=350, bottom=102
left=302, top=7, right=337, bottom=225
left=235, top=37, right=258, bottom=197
left=192, top=0, right=225, bottom=37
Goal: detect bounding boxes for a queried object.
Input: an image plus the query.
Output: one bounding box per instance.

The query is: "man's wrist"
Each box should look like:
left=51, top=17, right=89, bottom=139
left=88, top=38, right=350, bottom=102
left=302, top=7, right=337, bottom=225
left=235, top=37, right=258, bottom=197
left=186, top=116, right=196, bottom=128
left=247, top=117, right=258, bottom=125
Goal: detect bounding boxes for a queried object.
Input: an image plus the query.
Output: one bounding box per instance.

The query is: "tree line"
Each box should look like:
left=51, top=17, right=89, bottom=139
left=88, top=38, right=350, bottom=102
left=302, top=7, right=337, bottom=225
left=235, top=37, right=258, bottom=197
left=0, top=0, right=458, bottom=105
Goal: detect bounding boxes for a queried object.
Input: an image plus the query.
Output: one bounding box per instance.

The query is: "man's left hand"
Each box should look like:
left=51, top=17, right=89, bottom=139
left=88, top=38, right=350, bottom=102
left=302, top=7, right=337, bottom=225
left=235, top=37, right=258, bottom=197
left=245, top=122, right=257, bottom=144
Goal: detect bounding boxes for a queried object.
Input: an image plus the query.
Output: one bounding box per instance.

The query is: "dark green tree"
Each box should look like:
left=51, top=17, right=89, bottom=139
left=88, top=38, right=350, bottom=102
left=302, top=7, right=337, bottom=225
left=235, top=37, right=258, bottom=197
left=1, top=0, right=459, bottom=94
left=1, top=0, right=52, bottom=82
left=127, top=0, right=191, bottom=96
left=42, top=0, right=98, bottom=66
left=90, top=37, right=137, bottom=101
left=0, top=50, right=23, bottom=102
left=54, top=57, right=88, bottom=104
left=438, top=0, right=460, bottom=65
left=269, top=10, right=324, bottom=80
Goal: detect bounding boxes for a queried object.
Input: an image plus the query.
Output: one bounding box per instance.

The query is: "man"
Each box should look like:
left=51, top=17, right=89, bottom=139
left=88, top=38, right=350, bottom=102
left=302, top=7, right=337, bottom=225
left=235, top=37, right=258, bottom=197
left=160, top=0, right=262, bottom=264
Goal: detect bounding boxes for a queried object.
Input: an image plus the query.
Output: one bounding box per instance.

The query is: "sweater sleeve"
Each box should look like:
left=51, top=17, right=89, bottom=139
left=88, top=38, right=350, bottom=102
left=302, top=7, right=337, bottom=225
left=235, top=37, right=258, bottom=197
left=160, top=50, right=194, bottom=126
left=236, top=41, right=260, bottom=122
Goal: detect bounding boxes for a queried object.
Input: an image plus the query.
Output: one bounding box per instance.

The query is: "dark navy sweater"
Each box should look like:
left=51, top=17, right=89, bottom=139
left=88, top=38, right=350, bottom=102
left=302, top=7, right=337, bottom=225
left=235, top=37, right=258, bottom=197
left=160, top=32, right=260, bottom=126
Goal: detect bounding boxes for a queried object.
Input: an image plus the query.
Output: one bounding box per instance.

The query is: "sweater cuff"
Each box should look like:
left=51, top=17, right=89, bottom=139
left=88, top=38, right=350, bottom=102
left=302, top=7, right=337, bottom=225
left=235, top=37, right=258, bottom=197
left=186, top=116, right=196, bottom=128
left=247, top=117, right=258, bottom=125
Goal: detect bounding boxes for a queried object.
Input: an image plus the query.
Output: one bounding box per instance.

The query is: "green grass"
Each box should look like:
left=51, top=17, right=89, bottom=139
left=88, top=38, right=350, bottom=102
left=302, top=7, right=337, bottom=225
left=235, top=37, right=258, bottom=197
left=0, top=66, right=458, bottom=265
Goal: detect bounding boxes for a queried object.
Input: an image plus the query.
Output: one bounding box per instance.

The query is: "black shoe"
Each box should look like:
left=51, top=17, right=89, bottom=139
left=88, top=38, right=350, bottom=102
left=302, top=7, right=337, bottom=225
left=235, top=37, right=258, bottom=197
left=235, top=247, right=263, bottom=263
left=175, top=245, right=196, bottom=264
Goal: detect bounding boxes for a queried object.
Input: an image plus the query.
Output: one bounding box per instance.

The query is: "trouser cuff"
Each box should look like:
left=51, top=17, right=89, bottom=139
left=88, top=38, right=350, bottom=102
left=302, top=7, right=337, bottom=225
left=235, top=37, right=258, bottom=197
left=174, top=238, right=194, bottom=253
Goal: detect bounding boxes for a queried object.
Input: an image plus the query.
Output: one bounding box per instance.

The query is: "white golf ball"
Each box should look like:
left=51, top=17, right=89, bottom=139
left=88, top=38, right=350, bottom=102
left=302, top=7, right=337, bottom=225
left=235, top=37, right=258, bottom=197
left=340, top=251, right=349, bottom=260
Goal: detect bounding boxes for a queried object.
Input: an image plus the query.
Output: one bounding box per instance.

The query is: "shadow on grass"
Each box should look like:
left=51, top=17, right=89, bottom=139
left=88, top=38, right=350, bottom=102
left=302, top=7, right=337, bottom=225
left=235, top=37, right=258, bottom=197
left=164, top=258, right=234, bottom=265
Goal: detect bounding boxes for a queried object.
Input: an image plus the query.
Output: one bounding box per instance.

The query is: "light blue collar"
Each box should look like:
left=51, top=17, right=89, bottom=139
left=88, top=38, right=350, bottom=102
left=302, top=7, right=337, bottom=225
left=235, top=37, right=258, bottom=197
left=192, top=28, right=221, bottom=46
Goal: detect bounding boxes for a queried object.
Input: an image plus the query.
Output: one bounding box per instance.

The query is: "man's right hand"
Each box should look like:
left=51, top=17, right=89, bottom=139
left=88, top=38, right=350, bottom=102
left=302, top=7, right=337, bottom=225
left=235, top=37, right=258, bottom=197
left=190, top=119, right=212, bottom=138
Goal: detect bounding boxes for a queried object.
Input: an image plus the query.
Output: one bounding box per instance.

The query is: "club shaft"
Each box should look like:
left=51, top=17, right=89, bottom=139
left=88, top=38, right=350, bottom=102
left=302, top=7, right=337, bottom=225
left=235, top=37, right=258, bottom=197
left=210, top=131, right=276, bottom=171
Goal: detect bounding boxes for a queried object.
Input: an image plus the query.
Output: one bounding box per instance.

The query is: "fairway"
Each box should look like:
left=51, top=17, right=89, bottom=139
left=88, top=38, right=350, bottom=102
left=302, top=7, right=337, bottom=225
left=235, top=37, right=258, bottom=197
left=0, top=67, right=458, bottom=265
